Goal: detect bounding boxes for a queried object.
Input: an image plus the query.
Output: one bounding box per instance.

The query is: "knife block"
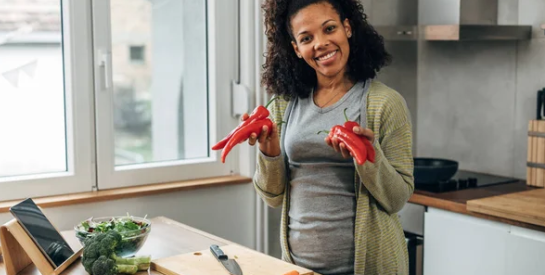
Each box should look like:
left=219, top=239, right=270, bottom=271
left=0, top=219, right=82, bottom=275
left=527, top=120, right=545, bottom=187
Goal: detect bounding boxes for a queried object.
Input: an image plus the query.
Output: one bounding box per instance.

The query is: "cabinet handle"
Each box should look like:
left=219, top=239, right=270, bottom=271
left=510, top=226, right=545, bottom=242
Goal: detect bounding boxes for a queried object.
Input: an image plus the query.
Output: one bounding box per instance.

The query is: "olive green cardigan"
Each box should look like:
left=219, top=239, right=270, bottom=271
left=253, top=80, right=414, bottom=275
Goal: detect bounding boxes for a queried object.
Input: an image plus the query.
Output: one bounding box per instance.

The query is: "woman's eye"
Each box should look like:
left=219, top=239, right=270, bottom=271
left=326, top=25, right=336, bottom=32
left=300, top=36, right=311, bottom=43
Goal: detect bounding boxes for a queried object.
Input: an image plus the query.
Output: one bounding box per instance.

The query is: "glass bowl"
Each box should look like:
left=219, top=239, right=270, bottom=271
left=74, top=216, right=151, bottom=258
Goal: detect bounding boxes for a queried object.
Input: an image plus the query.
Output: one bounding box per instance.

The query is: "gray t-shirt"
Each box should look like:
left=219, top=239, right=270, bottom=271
left=284, top=81, right=367, bottom=275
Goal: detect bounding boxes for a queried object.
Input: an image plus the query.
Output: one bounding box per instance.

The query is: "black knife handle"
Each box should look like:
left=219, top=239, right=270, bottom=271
left=210, top=245, right=228, bottom=260
left=538, top=89, right=544, bottom=120
left=541, top=88, right=545, bottom=119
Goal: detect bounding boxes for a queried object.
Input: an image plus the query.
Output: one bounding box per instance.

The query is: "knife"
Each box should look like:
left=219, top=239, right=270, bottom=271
left=210, top=245, right=243, bottom=275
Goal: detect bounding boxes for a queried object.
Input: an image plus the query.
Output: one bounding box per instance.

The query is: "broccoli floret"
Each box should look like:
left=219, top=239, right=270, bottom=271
left=81, top=231, right=150, bottom=274
left=91, top=255, right=138, bottom=275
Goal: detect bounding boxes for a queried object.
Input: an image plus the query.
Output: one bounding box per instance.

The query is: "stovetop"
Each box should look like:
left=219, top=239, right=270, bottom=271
left=415, top=170, right=520, bottom=193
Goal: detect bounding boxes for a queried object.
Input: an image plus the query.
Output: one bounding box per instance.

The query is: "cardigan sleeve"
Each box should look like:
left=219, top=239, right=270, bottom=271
left=355, top=88, right=414, bottom=214
left=252, top=98, right=289, bottom=208
left=253, top=152, right=286, bottom=208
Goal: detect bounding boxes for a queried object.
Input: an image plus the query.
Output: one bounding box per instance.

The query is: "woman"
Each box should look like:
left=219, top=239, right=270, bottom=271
left=246, top=0, right=414, bottom=274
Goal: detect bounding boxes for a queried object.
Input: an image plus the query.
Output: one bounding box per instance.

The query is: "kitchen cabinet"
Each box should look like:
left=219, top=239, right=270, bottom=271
left=424, top=208, right=509, bottom=275
left=505, top=227, right=545, bottom=275
left=424, top=207, right=545, bottom=275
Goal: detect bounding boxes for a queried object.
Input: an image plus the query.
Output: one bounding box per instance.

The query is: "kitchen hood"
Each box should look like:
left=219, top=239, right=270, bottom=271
left=374, top=0, right=532, bottom=41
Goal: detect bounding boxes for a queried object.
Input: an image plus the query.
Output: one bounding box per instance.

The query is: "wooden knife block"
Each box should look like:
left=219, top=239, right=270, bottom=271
left=527, top=120, right=545, bottom=187
left=0, top=219, right=82, bottom=275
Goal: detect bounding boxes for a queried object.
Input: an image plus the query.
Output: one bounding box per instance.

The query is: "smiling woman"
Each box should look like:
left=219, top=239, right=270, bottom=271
left=248, top=0, right=415, bottom=275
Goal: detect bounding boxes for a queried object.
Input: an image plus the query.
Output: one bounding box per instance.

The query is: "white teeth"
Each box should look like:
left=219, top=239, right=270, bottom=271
left=317, top=51, right=337, bottom=61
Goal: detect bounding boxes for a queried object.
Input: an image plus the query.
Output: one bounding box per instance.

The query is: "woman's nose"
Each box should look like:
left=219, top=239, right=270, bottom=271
left=313, top=35, right=330, bottom=50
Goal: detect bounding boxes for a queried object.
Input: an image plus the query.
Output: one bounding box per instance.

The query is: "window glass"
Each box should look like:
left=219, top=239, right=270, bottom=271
left=0, top=0, right=66, bottom=177
left=110, top=0, right=208, bottom=166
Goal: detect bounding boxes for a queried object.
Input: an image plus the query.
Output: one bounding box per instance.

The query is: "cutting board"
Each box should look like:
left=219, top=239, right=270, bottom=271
left=467, top=189, right=545, bottom=227
left=151, top=244, right=315, bottom=275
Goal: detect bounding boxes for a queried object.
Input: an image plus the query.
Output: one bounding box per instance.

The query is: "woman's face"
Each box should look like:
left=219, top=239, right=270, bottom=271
left=290, top=2, right=352, bottom=79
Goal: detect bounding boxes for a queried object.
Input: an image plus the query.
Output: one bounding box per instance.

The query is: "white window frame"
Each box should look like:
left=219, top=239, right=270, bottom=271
left=92, top=0, right=239, bottom=189
left=0, top=0, right=96, bottom=201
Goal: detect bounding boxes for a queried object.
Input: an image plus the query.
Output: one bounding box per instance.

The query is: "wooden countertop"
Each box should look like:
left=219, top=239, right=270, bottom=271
left=0, top=216, right=318, bottom=275
left=408, top=181, right=545, bottom=232
left=467, top=188, right=545, bottom=228
left=0, top=216, right=235, bottom=275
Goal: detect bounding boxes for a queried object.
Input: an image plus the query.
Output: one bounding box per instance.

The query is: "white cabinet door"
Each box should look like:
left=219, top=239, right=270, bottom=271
left=424, top=208, right=509, bottom=275
left=505, top=226, right=545, bottom=275
left=399, top=202, right=425, bottom=235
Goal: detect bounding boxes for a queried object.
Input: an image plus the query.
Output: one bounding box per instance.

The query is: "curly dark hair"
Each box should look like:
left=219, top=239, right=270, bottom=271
left=261, top=0, right=391, bottom=99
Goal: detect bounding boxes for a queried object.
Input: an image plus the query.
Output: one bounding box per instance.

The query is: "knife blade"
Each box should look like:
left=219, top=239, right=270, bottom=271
left=210, top=245, right=243, bottom=275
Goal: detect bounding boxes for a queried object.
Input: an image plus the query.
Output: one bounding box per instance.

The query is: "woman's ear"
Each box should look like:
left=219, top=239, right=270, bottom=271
left=343, top=18, right=352, bottom=38
left=291, top=41, right=302, bottom=58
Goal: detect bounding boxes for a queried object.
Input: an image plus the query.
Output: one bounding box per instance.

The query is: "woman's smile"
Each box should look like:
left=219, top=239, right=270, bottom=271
left=315, top=49, right=339, bottom=65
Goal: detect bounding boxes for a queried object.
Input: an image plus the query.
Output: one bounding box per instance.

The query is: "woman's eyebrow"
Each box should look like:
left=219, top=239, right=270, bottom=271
left=297, top=30, right=308, bottom=37
left=322, top=19, right=335, bottom=26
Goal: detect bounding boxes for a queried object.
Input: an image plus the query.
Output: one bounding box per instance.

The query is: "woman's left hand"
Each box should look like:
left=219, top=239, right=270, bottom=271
left=325, top=126, right=375, bottom=159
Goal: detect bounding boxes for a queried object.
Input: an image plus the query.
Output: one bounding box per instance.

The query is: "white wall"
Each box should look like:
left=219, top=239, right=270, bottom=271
left=0, top=182, right=257, bottom=249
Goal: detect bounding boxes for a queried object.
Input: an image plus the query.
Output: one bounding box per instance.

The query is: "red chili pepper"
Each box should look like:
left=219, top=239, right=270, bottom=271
left=342, top=108, right=375, bottom=163
left=221, top=118, right=273, bottom=163
left=329, top=125, right=368, bottom=165
left=212, top=97, right=278, bottom=150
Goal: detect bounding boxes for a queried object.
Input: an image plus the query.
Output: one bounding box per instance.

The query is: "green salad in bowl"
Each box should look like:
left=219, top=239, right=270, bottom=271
left=74, top=214, right=151, bottom=257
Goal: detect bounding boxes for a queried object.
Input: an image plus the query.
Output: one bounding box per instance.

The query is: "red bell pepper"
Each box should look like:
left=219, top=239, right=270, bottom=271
left=221, top=118, right=273, bottom=163
left=342, top=108, right=375, bottom=163
left=212, top=96, right=278, bottom=150
left=328, top=125, right=368, bottom=165
left=316, top=108, right=376, bottom=165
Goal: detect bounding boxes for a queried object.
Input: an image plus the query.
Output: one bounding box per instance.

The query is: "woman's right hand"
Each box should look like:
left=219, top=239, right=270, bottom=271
left=240, top=113, right=281, bottom=157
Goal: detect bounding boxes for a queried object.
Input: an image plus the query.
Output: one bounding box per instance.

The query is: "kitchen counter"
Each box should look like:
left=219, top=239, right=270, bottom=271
left=467, top=188, right=545, bottom=227
left=1, top=216, right=232, bottom=275
left=0, top=217, right=315, bottom=275
left=408, top=181, right=545, bottom=232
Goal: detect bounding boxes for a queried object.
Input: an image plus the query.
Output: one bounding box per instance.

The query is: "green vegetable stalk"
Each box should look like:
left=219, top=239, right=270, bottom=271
left=91, top=256, right=138, bottom=275
left=82, top=230, right=151, bottom=275
left=113, top=254, right=151, bottom=270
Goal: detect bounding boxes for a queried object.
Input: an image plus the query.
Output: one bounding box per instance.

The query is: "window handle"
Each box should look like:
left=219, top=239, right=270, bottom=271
left=99, top=50, right=112, bottom=91
left=231, top=0, right=250, bottom=118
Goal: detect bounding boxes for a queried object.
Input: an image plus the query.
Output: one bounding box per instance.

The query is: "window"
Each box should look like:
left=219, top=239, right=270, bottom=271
left=0, top=0, right=239, bottom=200
left=129, top=45, right=145, bottom=63
left=0, top=0, right=94, bottom=200
left=0, top=1, right=66, bottom=177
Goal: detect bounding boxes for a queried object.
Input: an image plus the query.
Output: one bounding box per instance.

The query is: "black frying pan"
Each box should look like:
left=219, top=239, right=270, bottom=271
left=413, top=158, right=458, bottom=184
